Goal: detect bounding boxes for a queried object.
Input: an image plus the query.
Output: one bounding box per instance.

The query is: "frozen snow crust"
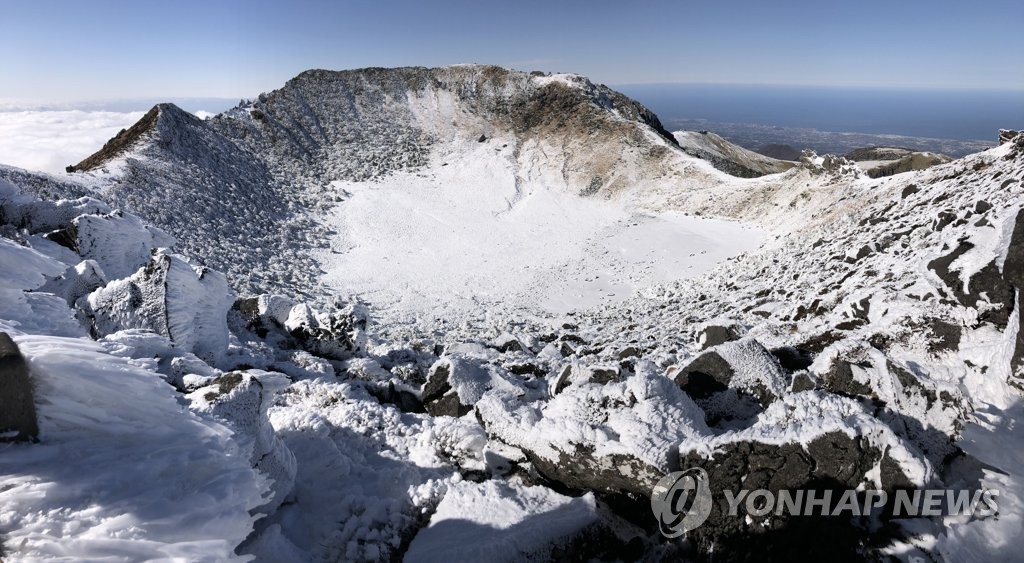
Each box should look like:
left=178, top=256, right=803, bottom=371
left=1, top=68, right=1023, bottom=561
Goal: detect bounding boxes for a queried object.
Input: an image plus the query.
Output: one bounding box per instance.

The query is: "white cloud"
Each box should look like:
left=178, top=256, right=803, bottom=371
left=0, top=110, right=146, bottom=174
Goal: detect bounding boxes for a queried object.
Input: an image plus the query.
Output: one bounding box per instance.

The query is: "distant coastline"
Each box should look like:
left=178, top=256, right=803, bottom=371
left=620, top=84, right=1023, bottom=156
left=669, top=119, right=995, bottom=158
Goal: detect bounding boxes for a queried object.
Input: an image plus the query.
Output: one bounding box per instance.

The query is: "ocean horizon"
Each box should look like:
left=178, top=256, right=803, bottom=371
left=618, top=83, right=1024, bottom=142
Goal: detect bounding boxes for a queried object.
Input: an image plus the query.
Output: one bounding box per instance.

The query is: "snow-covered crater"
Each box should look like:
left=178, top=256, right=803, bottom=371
left=315, top=136, right=763, bottom=328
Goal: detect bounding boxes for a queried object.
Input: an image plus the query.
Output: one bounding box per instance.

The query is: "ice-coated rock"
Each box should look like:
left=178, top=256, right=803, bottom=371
left=187, top=370, right=297, bottom=515
left=80, top=250, right=234, bottom=362
left=37, top=259, right=106, bottom=305
left=62, top=211, right=176, bottom=281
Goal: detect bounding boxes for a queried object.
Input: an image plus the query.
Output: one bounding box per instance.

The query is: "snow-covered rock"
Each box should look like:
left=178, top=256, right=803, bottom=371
left=404, top=480, right=600, bottom=563
left=422, top=354, right=528, bottom=417
left=0, top=332, right=267, bottom=560
left=478, top=363, right=709, bottom=496
left=81, top=250, right=234, bottom=362
left=188, top=370, right=297, bottom=515
left=678, top=393, right=930, bottom=560
left=233, top=294, right=367, bottom=361
left=58, top=210, right=175, bottom=280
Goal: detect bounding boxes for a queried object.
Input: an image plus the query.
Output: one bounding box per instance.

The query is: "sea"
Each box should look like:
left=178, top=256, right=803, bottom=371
left=617, top=84, right=1024, bottom=157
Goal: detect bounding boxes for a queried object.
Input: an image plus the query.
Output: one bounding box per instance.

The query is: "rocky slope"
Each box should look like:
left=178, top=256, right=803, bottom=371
left=0, top=66, right=1022, bottom=562
left=674, top=130, right=796, bottom=177
left=845, top=146, right=953, bottom=178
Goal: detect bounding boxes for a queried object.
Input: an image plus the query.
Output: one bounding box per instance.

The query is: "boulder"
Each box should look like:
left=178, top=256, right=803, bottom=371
left=187, top=371, right=297, bottom=515
left=678, top=392, right=929, bottom=562
left=421, top=355, right=526, bottom=417
left=695, top=323, right=743, bottom=350
left=80, top=250, right=234, bottom=362
left=550, top=363, right=624, bottom=395
left=284, top=303, right=366, bottom=360
left=0, top=333, right=38, bottom=442
left=233, top=295, right=367, bottom=361
left=477, top=363, right=709, bottom=497
left=489, top=333, right=523, bottom=353
left=672, top=338, right=789, bottom=427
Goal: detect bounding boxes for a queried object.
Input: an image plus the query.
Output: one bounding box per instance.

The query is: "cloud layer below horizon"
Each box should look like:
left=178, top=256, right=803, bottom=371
left=0, top=110, right=146, bottom=174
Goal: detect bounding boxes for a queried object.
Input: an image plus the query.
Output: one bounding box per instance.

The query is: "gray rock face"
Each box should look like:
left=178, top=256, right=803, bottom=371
left=477, top=365, right=709, bottom=499
left=999, top=129, right=1021, bottom=144
left=0, top=333, right=38, bottom=442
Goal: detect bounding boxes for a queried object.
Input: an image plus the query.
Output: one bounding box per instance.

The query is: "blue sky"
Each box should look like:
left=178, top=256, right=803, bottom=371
left=2, top=0, right=1022, bottom=102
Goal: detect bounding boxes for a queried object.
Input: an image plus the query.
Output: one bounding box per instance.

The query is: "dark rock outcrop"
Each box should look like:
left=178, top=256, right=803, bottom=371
left=680, top=430, right=915, bottom=562
left=232, top=295, right=366, bottom=361
left=999, top=129, right=1021, bottom=144
left=928, top=240, right=1015, bottom=329
left=1004, top=209, right=1024, bottom=387
left=0, top=332, right=38, bottom=442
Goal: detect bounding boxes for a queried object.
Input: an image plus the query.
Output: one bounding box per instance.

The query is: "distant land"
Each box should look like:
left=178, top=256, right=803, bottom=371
left=621, top=84, right=1024, bottom=157
left=667, top=119, right=995, bottom=158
